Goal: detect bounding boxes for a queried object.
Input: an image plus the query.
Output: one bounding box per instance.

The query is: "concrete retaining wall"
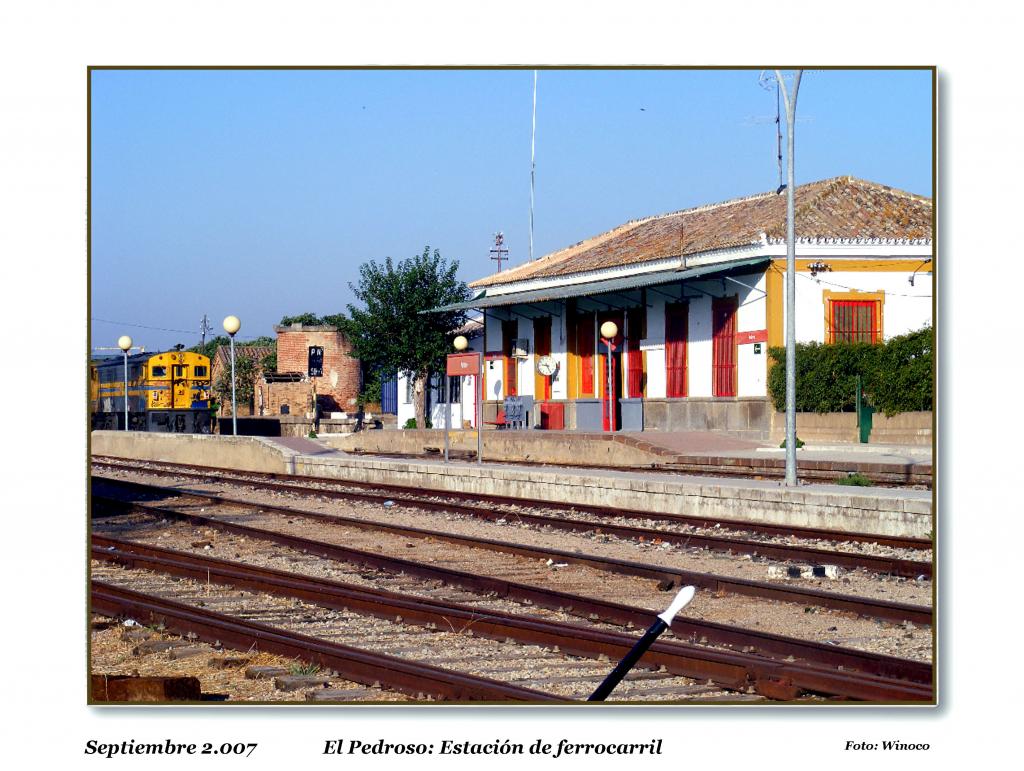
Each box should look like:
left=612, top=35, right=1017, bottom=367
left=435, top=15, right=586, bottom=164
left=643, top=397, right=771, bottom=439
left=92, top=432, right=932, bottom=537
left=91, top=430, right=289, bottom=474
left=323, top=429, right=662, bottom=466
left=294, top=455, right=932, bottom=538
left=769, top=411, right=933, bottom=445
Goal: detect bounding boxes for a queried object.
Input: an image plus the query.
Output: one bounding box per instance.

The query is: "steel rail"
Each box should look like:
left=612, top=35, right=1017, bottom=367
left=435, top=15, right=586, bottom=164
left=91, top=461, right=930, bottom=578
left=91, top=536, right=932, bottom=702
left=92, top=481, right=933, bottom=625
left=90, top=581, right=567, bottom=703
left=91, top=495, right=932, bottom=683
left=91, top=456, right=933, bottom=550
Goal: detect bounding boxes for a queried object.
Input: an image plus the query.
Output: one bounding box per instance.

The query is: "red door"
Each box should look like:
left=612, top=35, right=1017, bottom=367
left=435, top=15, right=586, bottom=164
left=712, top=297, right=737, bottom=397
left=626, top=307, right=645, bottom=398
left=502, top=320, right=518, bottom=397
left=665, top=302, right=688, bottom=398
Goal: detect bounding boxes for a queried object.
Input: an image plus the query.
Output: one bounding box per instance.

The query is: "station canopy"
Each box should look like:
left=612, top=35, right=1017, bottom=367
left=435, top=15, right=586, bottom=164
left=426, top=255, right=771, bottom=314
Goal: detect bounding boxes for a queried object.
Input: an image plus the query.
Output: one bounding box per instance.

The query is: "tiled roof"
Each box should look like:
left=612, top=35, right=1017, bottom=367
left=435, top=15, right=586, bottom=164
left=471, top=176, right=932, bottom=287
left=212, top=345, right=274, bottom=369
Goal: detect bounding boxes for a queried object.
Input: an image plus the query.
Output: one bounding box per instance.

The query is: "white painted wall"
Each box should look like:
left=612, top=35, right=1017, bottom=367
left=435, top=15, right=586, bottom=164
left=736, top=271, right=769, bottom=397
left=396, top=333, right=482, bottom=428
left=642, top=297, right=667, bottom=399
left=786, top=270, right=933, bottom=343
left=687, top=294, right=713, bottom=396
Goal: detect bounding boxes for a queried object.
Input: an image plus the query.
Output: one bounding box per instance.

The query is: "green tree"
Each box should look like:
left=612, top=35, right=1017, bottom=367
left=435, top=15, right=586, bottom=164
left=279, top=312, right=326, bottom=327
left=342, top=247, right=469, bottom=428
left=213, top=353, right=259, bottom=415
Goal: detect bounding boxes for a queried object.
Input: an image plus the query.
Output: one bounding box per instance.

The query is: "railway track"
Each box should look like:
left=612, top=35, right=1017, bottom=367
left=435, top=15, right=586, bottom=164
left=91, top=488, right=931, bottom=686
left=91, top=458, right=932, bottom=573
left=91, top=478, right=933, bottom=626
left=92, top=581, right=566, bottom=703
left=91, top=536, right=932, bottom=701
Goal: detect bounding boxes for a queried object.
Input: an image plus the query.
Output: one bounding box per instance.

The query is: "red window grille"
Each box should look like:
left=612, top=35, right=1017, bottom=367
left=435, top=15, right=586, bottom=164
left=665, top=302, right=688, bottom=398
left=626, top=307, right=644, bottom=398
left=829, top=300, right=880, bottom=343
left=712, top=297, right=737, bottom=397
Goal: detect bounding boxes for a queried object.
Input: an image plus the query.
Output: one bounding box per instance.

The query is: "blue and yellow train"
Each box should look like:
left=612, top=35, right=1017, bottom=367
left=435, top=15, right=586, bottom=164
left=90, top=350, right=213, bottom=432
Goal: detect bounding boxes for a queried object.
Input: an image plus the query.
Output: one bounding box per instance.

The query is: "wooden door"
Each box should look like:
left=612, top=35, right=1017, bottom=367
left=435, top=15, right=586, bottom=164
left=712, top=297, right=738, bottom=397
left=502, top=320, right=518, bottom=397
left=665, top=302, right=688, bottom=398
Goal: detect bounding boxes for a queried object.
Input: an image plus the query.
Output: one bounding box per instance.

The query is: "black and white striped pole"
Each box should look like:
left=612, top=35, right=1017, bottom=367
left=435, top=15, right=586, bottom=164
left=588, top=585, right=696, bottom=702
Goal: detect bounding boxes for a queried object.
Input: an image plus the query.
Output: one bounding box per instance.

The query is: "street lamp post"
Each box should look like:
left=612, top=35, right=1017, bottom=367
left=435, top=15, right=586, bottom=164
left=453, top=335, right=482, bottom=465
left=776, top=69, right=803, bottom=487
left=118, top=335, right=132, bottom=431
left=600, top=321, right=618, bottom=432
left=223, top=315, right=241, bottom=436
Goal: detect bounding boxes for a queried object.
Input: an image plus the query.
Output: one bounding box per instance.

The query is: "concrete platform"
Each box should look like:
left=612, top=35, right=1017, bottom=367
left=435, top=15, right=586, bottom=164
left=322, top=428, right=931, bottom=485
left=91, top=431, right=934, bottom=538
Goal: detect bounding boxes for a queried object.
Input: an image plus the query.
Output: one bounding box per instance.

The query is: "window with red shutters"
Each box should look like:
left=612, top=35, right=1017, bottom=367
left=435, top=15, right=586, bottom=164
left=665, top=302, right=688, bottom=398
left=829, top=300, right=880, bottom=344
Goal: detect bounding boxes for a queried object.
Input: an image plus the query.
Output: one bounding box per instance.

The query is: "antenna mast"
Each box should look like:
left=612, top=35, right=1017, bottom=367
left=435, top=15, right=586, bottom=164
left=200, top=314, right=212, bottom=348
left=759, top=71, right=785, bottom=192
left=529, top=70, right=537, bottom=261
left=490, top=232, right=509, bottom=273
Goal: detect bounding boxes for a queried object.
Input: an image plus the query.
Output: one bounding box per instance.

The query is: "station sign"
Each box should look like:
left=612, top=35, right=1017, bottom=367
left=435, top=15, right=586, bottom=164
left=737, top=329, right=768, bottom=345
left=308, top=346, right=324, bottom=377
left=447, top=352, right=480, bottom=376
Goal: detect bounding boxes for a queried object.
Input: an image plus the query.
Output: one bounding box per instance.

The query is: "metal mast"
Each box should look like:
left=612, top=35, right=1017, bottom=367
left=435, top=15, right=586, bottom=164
left=775, top=69, right=803, bottom=487
left=530, top=70, right=537, bottom=261
left=490, top=232, right=509, bottom=272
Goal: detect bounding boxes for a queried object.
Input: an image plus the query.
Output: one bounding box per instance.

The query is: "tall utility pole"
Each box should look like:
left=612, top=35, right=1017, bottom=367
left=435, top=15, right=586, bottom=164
left=529, top=69, right=538, bottom=262
left=776, top=69, right=803, bottom=487
left=490, top=232, right=509, bottom=272
left=200, top=314, right=212, bottom=348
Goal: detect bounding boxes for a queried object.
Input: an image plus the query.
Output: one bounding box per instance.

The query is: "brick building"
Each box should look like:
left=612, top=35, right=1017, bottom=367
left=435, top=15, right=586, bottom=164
left=258, top=324, right=361, bottom=417
left=211, top=324, right=361, bottom=421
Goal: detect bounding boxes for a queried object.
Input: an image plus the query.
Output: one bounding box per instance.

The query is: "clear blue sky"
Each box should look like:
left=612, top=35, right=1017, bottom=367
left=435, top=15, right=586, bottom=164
left=90, top=68, right=932, bottom=352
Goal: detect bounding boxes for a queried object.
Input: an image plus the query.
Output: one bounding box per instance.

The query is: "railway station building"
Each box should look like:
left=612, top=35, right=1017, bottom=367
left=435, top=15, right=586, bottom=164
left=431, top=176, right=933, bottom=437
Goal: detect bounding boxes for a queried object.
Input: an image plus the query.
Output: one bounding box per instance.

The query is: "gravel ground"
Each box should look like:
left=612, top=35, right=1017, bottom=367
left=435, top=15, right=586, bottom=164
left=92, top=561, right=745, bottom=702
left=92, top=467, right=933, bottom=608
left=89, top=616, right=412, bottom=703
left=93, top=507, right=933, bottom=664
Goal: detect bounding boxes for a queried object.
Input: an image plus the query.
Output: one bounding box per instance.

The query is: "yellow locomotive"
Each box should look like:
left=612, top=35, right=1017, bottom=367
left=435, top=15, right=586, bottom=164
left=90, top=349, right=213, bottom=432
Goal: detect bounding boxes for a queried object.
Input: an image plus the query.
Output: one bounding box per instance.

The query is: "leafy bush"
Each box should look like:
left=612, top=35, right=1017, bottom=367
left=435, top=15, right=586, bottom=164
left=768, top=326, right=932, bottom=417
left=865, top=327, right=933, bottom=416
left=837, top=472, right=873, bottom=487
left=358, top=373, right=383, bottom=407
left=403, top=416, right=431, bottom=429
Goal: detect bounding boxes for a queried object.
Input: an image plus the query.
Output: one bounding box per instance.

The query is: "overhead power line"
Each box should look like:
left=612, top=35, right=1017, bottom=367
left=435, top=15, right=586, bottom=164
left=91, top=317, right=196, bottom=335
